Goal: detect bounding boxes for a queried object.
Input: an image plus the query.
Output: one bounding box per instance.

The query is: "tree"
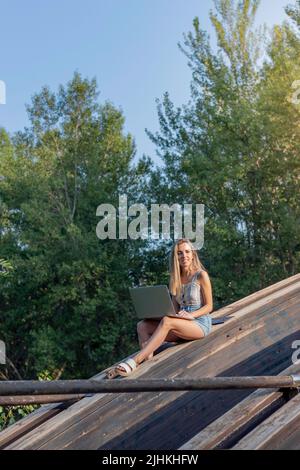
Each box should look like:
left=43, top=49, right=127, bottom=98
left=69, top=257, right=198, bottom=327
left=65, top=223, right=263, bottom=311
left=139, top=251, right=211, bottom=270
left=0, top=73, right=153, bottom=379
left=147, top=0, right=300, bottom=305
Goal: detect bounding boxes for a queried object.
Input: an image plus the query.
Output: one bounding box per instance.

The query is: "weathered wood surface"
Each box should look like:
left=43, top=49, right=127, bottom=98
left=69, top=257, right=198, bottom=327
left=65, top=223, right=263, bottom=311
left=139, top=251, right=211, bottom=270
left=1, top=274, right=300, bottom=450
left=0, top=403, right=66, bottom=450
left=180, top=362, right=300, bottom=450
left=1, top=272, right=298, bottom=448
left=232, top=391, right=300, bottom=450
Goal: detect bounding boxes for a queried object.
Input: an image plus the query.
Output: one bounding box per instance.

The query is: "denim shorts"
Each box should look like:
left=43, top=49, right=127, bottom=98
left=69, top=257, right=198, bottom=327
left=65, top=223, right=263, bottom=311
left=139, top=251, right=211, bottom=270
left=183, top=304, right=212, bottom=337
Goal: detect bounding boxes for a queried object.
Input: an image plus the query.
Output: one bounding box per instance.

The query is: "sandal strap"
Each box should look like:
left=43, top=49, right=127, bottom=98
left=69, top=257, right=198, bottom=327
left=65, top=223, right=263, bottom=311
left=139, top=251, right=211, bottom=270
left=117, top=362, right=132, bottom=374
left=126, top=358, right=137, bottom=370
left=117, top=358, right=137, bottom=374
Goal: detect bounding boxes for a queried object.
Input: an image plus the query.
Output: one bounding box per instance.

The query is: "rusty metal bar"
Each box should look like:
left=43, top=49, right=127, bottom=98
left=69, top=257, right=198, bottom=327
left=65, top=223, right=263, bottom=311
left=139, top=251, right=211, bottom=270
left=0, top=375, right=299, bottom=396
left=0, top=394, right=86, bottom=406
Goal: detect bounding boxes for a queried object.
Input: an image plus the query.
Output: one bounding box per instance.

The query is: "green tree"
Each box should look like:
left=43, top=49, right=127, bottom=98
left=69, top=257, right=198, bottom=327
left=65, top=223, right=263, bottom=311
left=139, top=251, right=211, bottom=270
left=0, top=73, right=153, bottom=380
left=147, top=0, right=300, bottom=305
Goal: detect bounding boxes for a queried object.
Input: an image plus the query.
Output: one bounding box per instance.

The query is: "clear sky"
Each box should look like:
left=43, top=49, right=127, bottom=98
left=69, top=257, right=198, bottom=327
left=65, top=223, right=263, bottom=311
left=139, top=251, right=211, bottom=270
left=0, top=0, right=294, bottom=165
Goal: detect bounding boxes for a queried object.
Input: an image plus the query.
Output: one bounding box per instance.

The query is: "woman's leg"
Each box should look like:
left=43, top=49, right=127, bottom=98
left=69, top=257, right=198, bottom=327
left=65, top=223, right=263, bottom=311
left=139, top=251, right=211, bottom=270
left=116, top=317, right=204, bottom=373
left=137, top=320, right=158, bottom=347
left=133, top=316, right=204, bottom=365
left=137, top=319, right=182, bottom=360
left=137, top=320, right=158, bottom=360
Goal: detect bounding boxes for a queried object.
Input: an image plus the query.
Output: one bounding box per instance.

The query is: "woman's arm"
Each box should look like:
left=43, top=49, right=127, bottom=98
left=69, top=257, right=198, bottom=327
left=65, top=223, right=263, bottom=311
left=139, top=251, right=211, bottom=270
left=191, top=271, right=213, bottom=318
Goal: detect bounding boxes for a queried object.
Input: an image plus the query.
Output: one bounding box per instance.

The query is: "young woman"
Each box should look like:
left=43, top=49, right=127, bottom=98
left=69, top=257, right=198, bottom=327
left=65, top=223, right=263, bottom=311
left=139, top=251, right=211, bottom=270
left=109, top=238, right=213, bottom=377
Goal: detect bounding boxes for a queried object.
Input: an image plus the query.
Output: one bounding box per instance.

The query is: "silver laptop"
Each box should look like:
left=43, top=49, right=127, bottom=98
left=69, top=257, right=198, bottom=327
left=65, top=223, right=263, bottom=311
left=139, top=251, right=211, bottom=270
left=129, top=285, right=180, bottom=319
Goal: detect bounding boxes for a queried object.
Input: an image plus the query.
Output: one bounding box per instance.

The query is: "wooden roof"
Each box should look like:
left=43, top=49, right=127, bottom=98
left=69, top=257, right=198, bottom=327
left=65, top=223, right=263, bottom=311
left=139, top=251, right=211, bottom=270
left=0, top=273, right=300, bottom=450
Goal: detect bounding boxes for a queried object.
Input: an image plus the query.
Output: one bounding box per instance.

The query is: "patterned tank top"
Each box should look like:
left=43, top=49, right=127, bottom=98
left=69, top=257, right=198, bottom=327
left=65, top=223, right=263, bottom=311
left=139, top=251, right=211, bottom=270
left=178, top=270, right=204, bottom=309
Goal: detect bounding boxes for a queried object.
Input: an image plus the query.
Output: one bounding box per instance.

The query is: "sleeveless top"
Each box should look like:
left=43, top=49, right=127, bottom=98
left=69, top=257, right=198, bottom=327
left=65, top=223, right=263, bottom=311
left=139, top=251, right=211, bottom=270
left=178, top=270, right=204, bottom=309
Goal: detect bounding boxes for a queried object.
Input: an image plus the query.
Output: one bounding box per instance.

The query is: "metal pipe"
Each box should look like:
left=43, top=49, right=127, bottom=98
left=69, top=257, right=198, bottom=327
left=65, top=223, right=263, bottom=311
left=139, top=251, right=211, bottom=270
left=291, top=374, right=300, bottom=387
left=0, top=376, right=299, bottom=396
left=0, top=394, right=86, bottom=406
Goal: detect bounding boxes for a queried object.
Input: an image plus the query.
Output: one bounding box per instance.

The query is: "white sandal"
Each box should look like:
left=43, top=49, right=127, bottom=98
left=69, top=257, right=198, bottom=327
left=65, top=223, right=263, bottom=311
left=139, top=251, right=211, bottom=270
left=115, top=358, right=138, bottom=377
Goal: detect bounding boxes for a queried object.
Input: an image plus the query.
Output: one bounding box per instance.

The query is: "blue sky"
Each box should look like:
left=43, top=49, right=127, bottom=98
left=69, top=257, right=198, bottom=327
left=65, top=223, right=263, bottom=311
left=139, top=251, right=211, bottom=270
left=0, top=0, right=294, bottom=165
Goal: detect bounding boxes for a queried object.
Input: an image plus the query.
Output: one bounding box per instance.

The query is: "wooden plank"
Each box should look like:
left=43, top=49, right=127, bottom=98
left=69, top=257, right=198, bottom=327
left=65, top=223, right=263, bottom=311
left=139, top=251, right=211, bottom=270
left=276, top=425, right=300, bottom=449
left=179, top=362, right=300, bottom=450
left=210, top=273, right=300, bottom=319
left=5, top=292, right=300, bottom=450
left=2, top=276, right=300, bottom=450
left=0, top=367, right=117, bottom=449
left=111, top=281, right=300, bottom=385
left=106, top=332, right=300, bottom=450
left=232, top=392, right=300, bottom=450
left=0, top=403, right=65, bottom=450
left=7, top=295, right=300, bottom=450
left=0, top=274, right=300, bottom=448
left=152, top=288, right=300, bottom=378
left=50, top=339, right=299, bottom=450
left=47, top=300, right=300, bottom=450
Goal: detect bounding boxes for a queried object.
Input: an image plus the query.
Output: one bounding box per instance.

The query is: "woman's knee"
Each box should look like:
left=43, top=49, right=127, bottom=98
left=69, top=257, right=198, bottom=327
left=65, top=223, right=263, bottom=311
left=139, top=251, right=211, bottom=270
left=160, top=316, right=173, bottom=328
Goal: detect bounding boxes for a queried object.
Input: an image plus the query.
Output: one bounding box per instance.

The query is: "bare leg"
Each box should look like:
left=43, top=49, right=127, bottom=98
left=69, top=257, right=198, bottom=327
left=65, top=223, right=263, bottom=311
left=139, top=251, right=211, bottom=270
left=116, top=317, right=205, bottom=374
left=137, top=320, right=159, bottom=360
left=137, top=319, right=181, bottom=360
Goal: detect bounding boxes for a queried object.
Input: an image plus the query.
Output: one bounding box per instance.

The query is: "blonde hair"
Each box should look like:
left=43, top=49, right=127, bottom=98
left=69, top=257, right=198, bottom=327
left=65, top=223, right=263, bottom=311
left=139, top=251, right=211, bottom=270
left=169, top=238, right=206, bottom=304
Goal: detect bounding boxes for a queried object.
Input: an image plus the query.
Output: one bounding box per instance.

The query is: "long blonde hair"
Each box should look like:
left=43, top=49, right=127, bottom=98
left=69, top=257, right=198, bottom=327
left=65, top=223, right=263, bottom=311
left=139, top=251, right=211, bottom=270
left=169, top=238, right=206, bottom=304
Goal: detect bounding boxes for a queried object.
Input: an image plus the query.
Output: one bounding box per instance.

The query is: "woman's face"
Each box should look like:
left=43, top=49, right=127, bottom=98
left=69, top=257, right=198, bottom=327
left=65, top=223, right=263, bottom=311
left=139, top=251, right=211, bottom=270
left=177, top=242, right=193, bottom=272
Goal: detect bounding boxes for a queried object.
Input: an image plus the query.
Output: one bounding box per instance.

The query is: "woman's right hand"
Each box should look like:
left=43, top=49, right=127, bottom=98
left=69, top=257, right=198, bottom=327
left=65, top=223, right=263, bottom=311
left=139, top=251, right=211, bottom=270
left=177, top=310, right=194, bottom=320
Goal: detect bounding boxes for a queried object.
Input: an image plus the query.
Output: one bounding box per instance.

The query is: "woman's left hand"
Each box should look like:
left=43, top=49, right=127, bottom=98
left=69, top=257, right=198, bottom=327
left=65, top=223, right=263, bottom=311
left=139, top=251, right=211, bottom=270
left=177, top=310, right=194, bottom=320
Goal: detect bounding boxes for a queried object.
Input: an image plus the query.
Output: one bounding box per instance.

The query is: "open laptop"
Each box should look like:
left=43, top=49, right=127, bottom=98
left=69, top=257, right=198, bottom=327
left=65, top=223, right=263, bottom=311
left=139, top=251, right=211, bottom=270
left=129, top=285, right=232, bottom=324
left=129, top=285, right=180, bottom=320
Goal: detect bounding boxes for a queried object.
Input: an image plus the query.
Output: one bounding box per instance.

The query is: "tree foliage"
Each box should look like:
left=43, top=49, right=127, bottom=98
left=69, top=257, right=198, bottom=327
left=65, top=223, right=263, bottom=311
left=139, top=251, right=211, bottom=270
left=0, top=73, right=153, bottom=383
left=1, top=0, right=300, bottom=430
left=147, top=0, right=300, bottom=303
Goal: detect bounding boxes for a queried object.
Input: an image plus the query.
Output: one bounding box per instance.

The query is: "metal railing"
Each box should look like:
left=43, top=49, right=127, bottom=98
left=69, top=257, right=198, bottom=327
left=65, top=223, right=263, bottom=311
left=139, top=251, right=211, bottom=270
left=0, top=375, right=299, bottom=405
